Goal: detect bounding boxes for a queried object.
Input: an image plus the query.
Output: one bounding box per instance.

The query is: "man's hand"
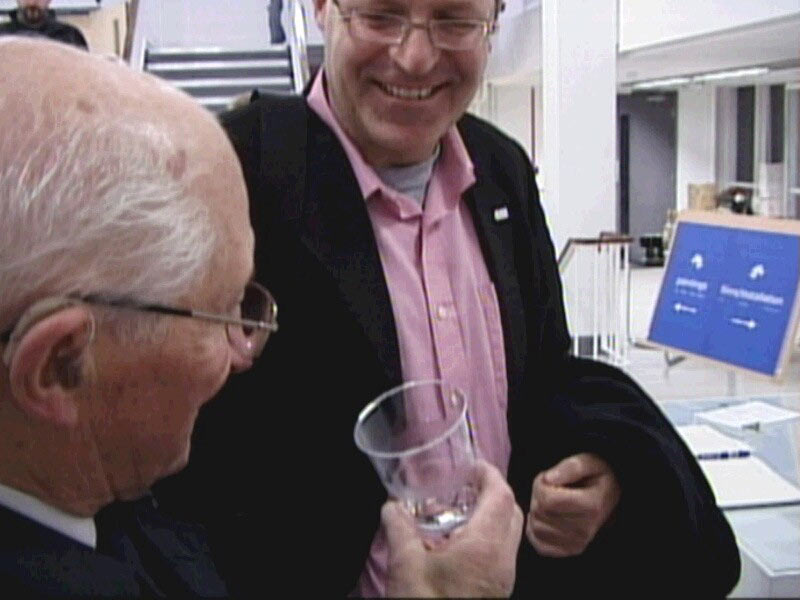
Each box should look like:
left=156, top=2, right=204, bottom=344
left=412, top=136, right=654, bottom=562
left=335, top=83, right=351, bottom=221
left=526, top=453, right=621, bottom=558
left=383, top=461, right=524, bottom=598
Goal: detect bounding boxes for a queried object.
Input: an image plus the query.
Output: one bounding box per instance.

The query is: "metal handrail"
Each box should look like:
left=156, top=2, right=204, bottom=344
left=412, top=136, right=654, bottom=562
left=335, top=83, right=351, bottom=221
left=131, top=35, right=147, bottom=72
left=122, top=0, right=140, bottom=61
left=287, top=0, right=310, bottom=93
left=558, top=234, right=634, bottom=365
left=126, top=0, right=148, bottom=71
left=557, top=235, right=634, bottom=270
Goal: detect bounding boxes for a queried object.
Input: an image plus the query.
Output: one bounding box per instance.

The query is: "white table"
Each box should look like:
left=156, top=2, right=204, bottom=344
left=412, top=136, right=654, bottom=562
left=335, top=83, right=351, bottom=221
left=660, top=394, right=800, bottom=597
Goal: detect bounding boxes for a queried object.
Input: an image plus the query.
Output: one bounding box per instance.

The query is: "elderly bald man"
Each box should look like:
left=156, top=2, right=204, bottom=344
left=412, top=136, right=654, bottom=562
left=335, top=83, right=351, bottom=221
left=0, top=37, right=260, bottom=597
left=0, top=39, right=522, bottom=598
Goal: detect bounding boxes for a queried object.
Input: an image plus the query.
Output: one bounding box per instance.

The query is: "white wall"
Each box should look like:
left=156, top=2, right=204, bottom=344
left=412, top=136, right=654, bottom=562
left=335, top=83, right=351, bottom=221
left=64, top=2, right=127, bottom=55
left=137, top=0, right=272, bottom=49
left=487, top=85, right=533, bottom=158
left=540, top=0, right=617, bottom=251
left=485, top=5, right=540, bottom=83
left=620, top=0, right=800, bottom=51
left=297, top=0, right=324, bottom=45
left=676, top=86, right=716, bottom=210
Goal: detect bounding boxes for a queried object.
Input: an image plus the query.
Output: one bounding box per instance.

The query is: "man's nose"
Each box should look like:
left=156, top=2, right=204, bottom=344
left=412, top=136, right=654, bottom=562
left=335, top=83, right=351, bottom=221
left=389, top=23, right=440, bottom=74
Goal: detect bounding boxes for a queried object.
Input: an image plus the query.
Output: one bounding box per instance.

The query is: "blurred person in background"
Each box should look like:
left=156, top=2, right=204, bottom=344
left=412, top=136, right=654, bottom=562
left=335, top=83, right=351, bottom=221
left=0, top=0, right=88, bottom=49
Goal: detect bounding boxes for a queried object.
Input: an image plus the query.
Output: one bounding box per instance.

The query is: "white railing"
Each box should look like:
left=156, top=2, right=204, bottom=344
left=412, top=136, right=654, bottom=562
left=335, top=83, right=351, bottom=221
left=287, top=0, right=310, bottom=93
left=126, top=0, right=149, bottom=70
left=558, top=235, right=633, bottom=366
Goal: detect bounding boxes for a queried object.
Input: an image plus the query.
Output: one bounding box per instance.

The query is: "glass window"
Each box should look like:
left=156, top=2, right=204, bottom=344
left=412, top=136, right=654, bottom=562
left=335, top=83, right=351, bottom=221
left=788, top=88, right=800, bottom=218
left=768, top=85, right=784, bottom=164
left=735, top=86, right=755, bottom=183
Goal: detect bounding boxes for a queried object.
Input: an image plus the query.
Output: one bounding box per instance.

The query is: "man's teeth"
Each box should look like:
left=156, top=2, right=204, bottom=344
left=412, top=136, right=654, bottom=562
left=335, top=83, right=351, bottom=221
left=382, top=84, right=435, bottom=100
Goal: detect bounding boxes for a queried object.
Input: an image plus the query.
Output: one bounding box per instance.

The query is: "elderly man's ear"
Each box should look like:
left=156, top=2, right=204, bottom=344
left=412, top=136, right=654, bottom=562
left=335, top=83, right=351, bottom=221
left=7, top=307, right=95, bottom=428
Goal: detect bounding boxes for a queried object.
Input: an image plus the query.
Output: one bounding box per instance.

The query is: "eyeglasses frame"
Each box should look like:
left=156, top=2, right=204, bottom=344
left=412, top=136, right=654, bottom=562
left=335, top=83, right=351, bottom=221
left=0, top=282, right=279, bottom=346
left=330, top=0, right=497, bottom=51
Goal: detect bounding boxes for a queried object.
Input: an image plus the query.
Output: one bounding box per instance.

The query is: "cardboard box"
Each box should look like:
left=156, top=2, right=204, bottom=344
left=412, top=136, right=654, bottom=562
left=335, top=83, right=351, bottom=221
left=688, top=183, right=717, bottom=211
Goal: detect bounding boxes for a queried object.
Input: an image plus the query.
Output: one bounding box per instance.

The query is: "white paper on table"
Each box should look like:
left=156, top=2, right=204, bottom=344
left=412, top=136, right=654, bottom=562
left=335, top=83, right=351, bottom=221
left=676, top=424, right=751, bottom=459
left=699, top=456, right=800, bottom=509
left=695, top=401, right=800, bottom=431
left=732, top=512, right=800, bottom=573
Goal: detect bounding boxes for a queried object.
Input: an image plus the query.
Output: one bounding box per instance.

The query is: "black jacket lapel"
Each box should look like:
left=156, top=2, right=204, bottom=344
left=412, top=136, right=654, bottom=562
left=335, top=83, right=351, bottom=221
left=300, top=113, right=403, bottom=385
left=463, top=179, right=528, bottom=408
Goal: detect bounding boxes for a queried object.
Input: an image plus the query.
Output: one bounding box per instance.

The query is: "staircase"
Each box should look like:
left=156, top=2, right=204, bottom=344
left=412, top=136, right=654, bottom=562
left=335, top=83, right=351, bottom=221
left=145, top=45, right=295, bottom=114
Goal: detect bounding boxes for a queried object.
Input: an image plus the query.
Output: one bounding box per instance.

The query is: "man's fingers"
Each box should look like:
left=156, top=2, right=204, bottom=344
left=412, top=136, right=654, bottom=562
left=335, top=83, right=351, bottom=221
left=510, top=501, right=524, bottom=545
left=532, top=477, right=603, bottom=518
left=472, top=459, right=502, bottom=496
left=468, top=460, right=517, bottom=528
left=529, top=504, right=597, bottom=540
left=525, top=518, right=575, bottom=558
left=382, top=501, right=421, bottom=552
left=526, top=515, right=591, bottom=557
left=543, top=453, right=609, bottom=486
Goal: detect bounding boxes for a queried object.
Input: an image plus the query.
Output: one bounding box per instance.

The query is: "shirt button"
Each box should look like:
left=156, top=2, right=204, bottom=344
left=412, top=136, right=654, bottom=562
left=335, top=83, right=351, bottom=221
left=436, top=305, right=448, bottom=320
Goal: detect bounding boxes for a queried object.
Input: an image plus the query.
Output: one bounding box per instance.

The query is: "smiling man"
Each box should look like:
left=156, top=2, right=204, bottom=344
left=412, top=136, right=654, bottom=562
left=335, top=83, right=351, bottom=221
left=319, top=0, right=490, bottom=166
left=154, top=0, right=741, bottom=596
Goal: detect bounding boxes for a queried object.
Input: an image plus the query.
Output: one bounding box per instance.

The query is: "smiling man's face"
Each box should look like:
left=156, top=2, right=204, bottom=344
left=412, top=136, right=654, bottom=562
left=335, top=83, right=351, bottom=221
left=315, top=0, right=493, bottom=167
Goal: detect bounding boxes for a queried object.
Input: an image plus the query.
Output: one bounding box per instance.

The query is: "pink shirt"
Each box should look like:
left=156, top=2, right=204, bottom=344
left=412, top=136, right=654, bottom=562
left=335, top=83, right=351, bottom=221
left=307, top=71, right=510, bottom=596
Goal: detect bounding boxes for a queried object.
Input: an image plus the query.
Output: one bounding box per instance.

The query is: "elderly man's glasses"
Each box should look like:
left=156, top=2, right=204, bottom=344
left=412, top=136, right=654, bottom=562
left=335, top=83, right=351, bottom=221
left=0, top=282, right=278, bottom=362
left=331, top=0, right=495, bottom=51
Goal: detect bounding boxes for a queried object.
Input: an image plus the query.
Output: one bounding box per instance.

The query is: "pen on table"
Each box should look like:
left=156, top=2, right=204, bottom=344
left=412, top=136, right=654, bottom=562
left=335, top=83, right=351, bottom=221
left=696, top=450, right=751, bottom=460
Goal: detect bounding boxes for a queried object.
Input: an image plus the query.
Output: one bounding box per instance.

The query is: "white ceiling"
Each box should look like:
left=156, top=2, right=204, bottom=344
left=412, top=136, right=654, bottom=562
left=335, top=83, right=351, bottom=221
left=619, top=15, right=800, bottom=87
left=486, top=10, right=800, bottom=89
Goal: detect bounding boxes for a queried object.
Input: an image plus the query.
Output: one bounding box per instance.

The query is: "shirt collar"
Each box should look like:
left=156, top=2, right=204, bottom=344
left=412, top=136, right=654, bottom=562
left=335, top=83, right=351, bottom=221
left=306, top=69, right=476, bottom=212
left=0, top=480, right=97, bottom=548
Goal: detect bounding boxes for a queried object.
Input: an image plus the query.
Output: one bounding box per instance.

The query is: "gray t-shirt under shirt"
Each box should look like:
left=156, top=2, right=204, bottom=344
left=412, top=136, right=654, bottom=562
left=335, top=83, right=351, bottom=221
left=374, top=146, right=440, bottom=205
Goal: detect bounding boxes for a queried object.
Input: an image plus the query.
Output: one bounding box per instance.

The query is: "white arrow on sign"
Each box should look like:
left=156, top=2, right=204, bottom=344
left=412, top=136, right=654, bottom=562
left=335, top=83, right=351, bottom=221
left=690, top=253, right=704, bottom=270
left=730, top=317, right=757, bottom=330
left=749, top=264, right=766, bottom=280
left=674, top=302, right=698, bottom=314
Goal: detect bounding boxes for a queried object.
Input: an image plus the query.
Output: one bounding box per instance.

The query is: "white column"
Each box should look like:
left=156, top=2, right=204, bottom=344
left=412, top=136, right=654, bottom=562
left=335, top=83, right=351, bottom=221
left=540, top=0, right=617, bottom=252
left=490, top=84, right=533, bottom=159
left=676, top=85, right=716, bottom=211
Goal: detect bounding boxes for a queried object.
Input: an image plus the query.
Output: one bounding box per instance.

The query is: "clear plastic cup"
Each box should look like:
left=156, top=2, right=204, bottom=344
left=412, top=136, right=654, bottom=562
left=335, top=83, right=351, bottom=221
left=354, top=380, right=478, bottom=535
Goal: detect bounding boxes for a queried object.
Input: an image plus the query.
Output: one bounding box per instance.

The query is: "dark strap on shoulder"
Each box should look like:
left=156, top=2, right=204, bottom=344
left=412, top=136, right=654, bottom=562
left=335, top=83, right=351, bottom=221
left=256, top=93, right=307, bottom=222
left=220, top=92, right=308, bottom=223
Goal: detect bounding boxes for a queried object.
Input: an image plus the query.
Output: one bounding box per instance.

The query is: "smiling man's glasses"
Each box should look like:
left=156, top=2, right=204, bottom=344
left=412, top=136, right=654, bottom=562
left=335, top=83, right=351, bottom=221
left=331, top=0, right=496, bottom=51
left=1, top=282, right=278, bottom=363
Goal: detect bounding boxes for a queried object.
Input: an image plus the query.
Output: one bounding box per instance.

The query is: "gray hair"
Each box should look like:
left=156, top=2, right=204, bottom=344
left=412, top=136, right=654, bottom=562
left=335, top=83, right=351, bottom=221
left=0, top=92, right=216, bottom=341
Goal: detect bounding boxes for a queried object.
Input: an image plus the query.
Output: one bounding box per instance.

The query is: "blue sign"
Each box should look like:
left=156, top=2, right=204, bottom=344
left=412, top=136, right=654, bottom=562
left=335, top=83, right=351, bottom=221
left=648, top=221, right=800, bottom=376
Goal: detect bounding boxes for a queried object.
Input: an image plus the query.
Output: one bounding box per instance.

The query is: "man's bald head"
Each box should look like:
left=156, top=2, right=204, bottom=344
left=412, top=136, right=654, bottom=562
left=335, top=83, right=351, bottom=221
left=0, top=38, right=251, bottom=338
left=0, top=39, right=255, bottom=515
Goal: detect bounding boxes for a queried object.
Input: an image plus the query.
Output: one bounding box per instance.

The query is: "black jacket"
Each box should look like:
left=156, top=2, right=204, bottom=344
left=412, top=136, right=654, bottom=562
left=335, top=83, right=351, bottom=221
left=0, top=499, right=226, bottom=598
left=0, top=9, right=87, bottom=50
left=154, top=95, right=740, bottom=597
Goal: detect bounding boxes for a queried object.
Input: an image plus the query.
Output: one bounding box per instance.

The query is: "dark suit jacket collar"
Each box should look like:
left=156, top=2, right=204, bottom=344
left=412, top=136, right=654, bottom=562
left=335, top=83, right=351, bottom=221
left=298, top=111, right=528, bottom=394
left=0, top=504, right=142, bottom=597
left=300, top=110, right=403, bottom=385
left=457, top=116, right=529, bottom=405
